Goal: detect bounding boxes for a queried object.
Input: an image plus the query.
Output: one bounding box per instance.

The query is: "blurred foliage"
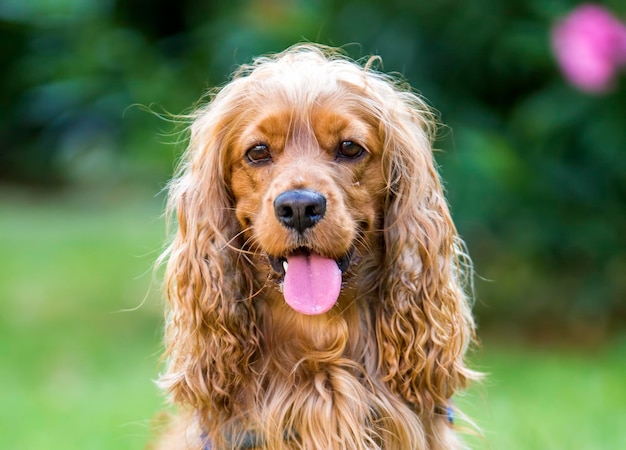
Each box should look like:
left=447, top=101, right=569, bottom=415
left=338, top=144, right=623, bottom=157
left=1, top=0, right=625, bottom=334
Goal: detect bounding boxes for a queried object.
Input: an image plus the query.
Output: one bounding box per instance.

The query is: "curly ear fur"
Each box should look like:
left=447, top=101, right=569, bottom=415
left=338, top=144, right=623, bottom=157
left=374, top=86, right=478, bottom=416
left=158, top=92, right=260, bottom=431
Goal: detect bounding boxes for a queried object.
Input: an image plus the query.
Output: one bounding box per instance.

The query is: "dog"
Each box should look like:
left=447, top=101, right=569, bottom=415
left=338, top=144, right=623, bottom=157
left=153, top=44, right=479, bottom=450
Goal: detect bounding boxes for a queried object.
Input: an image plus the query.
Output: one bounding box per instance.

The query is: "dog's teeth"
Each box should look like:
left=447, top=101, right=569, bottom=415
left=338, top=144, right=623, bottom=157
left=282, top=261, right=288, bottom=273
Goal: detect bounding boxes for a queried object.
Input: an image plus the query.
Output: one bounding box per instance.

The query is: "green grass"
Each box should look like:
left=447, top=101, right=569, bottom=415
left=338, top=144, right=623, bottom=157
left=461, top=339, right=626, bottom=450
left=0, top=187, right=165, bottom=450
left=1, top=187, right=625, bottom=449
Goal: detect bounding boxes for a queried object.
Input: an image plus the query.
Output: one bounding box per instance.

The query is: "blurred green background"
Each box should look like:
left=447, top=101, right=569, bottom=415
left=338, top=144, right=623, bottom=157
left=1, top=0, right=625, bottom=449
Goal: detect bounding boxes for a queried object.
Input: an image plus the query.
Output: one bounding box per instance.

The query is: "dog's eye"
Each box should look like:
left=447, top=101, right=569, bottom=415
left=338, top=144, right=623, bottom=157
left=338, top=141, right=365, bottom=159
left=246, top=144, right=272, bottom=163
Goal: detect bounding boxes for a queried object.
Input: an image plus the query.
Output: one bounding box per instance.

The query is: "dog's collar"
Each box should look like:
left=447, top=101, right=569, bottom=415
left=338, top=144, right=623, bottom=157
left=447, top=405, right=455, bottom=424
left=436, top=403, right=455, bottom=424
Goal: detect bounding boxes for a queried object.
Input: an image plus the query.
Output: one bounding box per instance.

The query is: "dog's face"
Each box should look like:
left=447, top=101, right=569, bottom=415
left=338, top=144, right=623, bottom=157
left=229, top=97, right=386, bottom=314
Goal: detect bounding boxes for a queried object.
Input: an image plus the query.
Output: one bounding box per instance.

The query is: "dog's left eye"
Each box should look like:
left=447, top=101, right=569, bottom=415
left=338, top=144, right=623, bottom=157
left=338, top=141, right=365, bottom=159
left=246, top=144, right=272, bottom=163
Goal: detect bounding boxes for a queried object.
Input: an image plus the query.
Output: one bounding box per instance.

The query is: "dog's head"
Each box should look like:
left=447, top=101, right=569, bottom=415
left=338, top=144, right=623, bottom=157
left=160, top=44, right=475, bottom=421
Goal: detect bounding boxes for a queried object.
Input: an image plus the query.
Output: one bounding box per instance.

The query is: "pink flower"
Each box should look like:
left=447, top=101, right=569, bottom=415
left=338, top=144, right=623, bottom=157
left=552, top=4, right=626, bottom=93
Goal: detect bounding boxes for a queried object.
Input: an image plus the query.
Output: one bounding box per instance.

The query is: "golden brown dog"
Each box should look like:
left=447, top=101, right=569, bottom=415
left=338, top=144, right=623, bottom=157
left=154, top=44, right=479, bottom=450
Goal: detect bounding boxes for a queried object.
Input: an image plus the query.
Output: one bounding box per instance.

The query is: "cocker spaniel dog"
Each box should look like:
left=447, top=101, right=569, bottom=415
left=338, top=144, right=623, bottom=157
left=153, top=44, right=479, bottom=450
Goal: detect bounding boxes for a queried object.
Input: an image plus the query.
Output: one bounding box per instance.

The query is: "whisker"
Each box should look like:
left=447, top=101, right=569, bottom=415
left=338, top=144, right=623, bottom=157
left=354, top=229, right=375, bottom=256
left=222, top=228, right=255, bottom=255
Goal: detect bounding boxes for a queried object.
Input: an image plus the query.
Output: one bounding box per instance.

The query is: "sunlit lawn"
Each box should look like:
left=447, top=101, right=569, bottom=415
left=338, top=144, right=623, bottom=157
left=1, top=188, right=625, bottom=449
left=0, top=187, right=165, bottom=450
left=462, top=338, right=626, bottom=450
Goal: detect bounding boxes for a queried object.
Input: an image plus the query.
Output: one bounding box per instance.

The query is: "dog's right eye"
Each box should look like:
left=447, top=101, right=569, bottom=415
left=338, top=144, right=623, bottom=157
left=338, top=141, right=365, bottom=159
left=246, top=144, right=272, bottom=163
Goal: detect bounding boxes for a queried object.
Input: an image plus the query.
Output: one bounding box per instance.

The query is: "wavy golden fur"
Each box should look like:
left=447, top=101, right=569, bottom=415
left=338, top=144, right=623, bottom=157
left=153, top=44, right=479, bottom=450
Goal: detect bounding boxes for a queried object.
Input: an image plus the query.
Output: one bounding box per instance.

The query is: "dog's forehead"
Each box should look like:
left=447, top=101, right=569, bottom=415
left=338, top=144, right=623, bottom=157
left=238, top=106, right=376, bottom=154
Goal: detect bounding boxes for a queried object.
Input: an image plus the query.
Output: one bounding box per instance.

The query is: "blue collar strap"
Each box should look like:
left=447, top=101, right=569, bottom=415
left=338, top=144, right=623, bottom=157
left=436, top=403, right=455, bottom=425
left=446, top=405, right=454, bottom=424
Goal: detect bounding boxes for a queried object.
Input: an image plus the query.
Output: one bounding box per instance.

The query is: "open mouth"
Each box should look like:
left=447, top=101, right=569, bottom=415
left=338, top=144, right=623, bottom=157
left=267, top=247, right=355, bottom=315
left=268, top=247, right=354, bottom=277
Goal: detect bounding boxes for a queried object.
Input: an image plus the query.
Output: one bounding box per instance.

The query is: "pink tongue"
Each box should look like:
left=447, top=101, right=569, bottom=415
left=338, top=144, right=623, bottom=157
left=283, top=253, right=342, bottom=315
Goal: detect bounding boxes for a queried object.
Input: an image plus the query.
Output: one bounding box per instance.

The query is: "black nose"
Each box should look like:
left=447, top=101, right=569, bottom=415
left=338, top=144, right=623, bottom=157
left=274, top=189, right=326, bottom=233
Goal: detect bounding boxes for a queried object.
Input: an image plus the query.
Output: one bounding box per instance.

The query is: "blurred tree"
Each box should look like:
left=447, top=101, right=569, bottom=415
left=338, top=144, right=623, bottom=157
left=1, top=0, right=624, bottom=335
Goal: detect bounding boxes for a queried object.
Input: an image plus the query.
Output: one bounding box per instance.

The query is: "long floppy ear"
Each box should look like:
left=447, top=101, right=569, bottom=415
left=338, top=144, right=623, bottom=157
left=375, top=90, right=478, bottom=417
left=158, top=94, right=259, bottom=424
